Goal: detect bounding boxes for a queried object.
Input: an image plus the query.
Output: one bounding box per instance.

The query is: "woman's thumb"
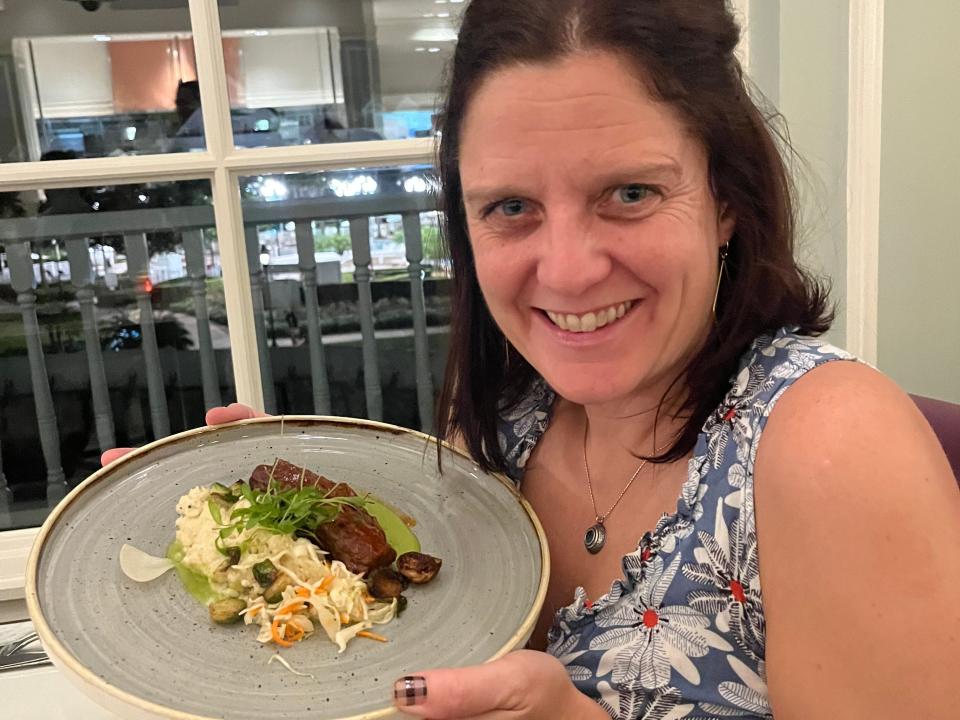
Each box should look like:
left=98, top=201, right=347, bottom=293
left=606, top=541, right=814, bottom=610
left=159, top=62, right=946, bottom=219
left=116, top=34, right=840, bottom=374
left=393, top=662, right=519, bottom=718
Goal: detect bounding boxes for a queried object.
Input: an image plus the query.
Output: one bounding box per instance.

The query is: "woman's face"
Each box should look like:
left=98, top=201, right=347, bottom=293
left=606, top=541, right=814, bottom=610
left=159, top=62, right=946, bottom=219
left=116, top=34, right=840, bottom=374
left=459, top=51, right=735, bottom=409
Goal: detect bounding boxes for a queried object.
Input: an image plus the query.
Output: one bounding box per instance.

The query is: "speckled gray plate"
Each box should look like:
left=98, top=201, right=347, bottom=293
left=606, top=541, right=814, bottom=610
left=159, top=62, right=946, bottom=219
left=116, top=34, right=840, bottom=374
left=25, top=417, right=549, bottom=720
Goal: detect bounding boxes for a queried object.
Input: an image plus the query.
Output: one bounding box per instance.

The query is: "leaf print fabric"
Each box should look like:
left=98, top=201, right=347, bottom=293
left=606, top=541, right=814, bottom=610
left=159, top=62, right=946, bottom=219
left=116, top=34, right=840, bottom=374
left=505, top=329, right=856, bottom=718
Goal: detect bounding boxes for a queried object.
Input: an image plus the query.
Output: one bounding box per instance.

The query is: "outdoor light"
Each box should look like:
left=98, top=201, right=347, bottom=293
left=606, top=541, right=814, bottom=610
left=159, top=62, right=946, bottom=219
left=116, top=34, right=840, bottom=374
left=413, top=28, right=459, bottom=42
left=404, top=176, right=429, bottom=194
left=328, top=175, right=378, bottom=198
left=258, top=178, right=289, bottom=201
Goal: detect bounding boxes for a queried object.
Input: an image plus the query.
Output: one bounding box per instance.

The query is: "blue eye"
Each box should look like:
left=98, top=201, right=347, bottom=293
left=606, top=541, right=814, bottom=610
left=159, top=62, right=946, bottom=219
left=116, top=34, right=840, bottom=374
left=499, top=198, right=527, bottom=217
left=618, top=184, right=655, bottom=204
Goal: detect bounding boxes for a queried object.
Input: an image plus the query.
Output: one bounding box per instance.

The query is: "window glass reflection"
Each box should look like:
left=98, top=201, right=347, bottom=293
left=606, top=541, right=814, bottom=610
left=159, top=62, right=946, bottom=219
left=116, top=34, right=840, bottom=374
left=219, top=1, right=461, bottom=148
left=237, top=165, right=449, bottom=428
left=0, top=1, right=461, bottom=162
left=0, top=0, right=201, bottom=161
left=0, top=179, right=235, bottom=531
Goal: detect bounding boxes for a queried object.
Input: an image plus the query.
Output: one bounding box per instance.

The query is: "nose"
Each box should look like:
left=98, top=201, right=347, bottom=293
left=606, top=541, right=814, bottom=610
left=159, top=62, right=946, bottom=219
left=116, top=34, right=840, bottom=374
left=535, top=214, right=612, bottom=297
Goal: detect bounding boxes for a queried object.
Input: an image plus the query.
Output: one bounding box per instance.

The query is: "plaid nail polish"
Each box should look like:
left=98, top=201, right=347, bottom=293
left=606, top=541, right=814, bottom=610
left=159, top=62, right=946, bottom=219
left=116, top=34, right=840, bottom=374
left=394, top=676, right=428, bottom=706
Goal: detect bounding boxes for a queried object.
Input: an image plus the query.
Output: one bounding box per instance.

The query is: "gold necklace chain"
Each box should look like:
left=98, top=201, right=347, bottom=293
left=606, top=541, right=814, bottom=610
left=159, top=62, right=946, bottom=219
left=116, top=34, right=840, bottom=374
left=582, top=419, right=671, bottom=554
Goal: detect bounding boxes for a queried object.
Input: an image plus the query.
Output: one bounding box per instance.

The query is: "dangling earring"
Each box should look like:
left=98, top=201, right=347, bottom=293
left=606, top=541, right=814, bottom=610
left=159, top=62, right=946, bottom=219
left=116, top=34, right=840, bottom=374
left=712, top=244, right=729, bottom=316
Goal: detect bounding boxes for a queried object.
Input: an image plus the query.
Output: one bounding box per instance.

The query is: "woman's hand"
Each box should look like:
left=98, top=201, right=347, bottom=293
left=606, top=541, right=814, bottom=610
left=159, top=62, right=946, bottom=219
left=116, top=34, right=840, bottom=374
left=99, top=403, right=268, bottom=467
left=393, top=650, right=609, bottom=720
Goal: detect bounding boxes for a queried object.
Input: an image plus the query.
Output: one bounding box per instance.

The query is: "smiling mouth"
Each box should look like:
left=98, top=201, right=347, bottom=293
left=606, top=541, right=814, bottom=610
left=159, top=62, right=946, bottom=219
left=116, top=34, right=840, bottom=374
left=543, top=300, right=636, bottom=333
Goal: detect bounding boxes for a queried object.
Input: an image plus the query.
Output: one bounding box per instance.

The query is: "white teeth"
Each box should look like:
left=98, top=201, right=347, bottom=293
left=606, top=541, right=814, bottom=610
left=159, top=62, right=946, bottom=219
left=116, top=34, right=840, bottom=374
left=545, top=301, right=636, bottom=334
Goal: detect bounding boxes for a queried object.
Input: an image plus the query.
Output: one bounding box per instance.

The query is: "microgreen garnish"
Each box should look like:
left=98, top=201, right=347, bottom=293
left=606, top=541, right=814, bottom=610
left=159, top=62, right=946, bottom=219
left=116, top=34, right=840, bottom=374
left=212, top=476, right=369, bottom=543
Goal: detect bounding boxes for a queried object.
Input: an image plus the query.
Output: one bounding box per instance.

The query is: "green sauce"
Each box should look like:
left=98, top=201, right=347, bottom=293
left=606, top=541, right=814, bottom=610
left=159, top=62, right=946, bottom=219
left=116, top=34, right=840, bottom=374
left=364, top=499, right=420, bottom=556
left=166, top=541, right=220, bottom=606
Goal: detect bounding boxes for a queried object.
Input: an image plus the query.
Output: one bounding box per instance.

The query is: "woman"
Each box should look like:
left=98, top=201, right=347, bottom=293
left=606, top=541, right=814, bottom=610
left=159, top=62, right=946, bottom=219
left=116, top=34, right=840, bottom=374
left=105, top=1, right=959, bottom=717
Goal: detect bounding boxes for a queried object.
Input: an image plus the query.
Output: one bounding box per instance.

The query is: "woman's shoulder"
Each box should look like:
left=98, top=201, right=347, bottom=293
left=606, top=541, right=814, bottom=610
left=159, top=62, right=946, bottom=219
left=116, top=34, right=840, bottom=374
left=725, top=329, right=859, bottom=427
left=737, top=327, right=858, bottom=393
left=745, top=334, right=960, bottom=716
left=496, top=377, right=556, bottom=482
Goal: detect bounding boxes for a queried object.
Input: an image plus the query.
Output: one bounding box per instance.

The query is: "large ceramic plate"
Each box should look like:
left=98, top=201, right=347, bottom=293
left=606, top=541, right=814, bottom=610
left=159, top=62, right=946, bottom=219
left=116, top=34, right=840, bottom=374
left=26, top=417, right=549, bottom=720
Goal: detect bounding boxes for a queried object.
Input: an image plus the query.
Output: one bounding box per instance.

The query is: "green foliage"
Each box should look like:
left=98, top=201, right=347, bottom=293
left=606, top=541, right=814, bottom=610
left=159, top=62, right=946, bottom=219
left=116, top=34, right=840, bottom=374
left=393, top=225, right=447, bottom=261
left=314, top=232, right=352, bottom=256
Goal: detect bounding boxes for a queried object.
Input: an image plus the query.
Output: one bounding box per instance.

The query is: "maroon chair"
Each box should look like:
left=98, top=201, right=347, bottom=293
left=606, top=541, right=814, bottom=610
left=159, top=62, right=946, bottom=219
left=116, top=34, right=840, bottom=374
left=912, top=394, right=960, bottom=484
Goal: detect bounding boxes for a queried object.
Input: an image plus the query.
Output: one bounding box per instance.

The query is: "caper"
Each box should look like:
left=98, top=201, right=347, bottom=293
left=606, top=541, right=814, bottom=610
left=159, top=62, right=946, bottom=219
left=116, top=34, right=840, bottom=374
left=252, top=559, right=278, bottom=587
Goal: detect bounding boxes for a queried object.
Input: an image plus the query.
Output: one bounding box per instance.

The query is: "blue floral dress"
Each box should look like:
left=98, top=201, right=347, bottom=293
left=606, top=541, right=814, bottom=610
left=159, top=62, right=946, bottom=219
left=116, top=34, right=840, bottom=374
left=497, top=329, right=855, bottom=719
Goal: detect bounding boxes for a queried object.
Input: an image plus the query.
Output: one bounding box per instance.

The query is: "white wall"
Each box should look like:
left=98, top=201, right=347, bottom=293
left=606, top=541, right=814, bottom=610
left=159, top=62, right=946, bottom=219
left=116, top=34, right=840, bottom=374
left=877, top=0, right=960, bottom=402
left=778, top=0, right=850, bottom=346
left=744, top=1, right=850, bottom=346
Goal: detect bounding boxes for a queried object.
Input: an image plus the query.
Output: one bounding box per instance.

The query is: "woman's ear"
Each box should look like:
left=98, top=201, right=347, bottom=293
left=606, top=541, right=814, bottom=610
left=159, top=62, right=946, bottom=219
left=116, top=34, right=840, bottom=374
left=717, top=202, right=736, bottom=246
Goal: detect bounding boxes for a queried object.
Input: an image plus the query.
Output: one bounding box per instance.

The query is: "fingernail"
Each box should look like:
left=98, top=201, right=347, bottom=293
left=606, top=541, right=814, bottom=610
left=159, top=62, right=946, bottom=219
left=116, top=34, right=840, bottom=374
left=394, top=676, right=427, bottom=706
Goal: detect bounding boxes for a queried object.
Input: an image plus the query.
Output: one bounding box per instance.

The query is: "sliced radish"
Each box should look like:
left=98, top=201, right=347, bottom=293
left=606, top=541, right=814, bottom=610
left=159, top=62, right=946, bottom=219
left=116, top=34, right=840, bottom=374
left=119, top=543, right=175, bottom=583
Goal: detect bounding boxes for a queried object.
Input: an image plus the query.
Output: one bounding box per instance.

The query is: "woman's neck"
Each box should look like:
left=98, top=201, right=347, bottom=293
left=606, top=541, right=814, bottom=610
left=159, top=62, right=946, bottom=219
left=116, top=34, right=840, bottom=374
left=578, top=384, right=688, bottom=459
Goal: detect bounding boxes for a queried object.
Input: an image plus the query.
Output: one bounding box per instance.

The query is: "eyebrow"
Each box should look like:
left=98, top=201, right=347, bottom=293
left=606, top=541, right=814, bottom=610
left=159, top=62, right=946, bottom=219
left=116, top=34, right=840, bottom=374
left=462, top=161, right=683, bottom=207
left=591, top=161, right=683, bottom=188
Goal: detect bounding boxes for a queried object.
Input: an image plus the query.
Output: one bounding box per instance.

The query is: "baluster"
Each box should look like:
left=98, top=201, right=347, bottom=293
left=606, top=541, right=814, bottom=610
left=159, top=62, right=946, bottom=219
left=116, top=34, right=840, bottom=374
left=182, top=229, right=222, bottom=410
left=401, top=212, right=435, bottom=433
left=65, top=237, right=115, bottom=452
left=295, top=220, right=332, bottom=415
left=124, top=233, right=170, bottom=439
left=7, top=241, right=67, bottom=501
left=243, top=226, right=276, bottom=413
left=349, top=217, right=383, bottom=421
left=0, top=438, right=11, bottom=527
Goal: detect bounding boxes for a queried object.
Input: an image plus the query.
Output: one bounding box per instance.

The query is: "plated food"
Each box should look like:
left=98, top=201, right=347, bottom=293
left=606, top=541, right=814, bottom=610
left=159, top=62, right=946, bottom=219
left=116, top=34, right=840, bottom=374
left=121, top=458, right=442, bottom=653
left=26, top=417, right=548, bottom=720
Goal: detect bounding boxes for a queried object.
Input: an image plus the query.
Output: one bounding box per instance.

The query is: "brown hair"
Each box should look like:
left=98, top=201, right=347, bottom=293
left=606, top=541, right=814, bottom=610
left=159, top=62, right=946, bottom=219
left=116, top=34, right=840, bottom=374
left=435, top=0, right=832, bottom=472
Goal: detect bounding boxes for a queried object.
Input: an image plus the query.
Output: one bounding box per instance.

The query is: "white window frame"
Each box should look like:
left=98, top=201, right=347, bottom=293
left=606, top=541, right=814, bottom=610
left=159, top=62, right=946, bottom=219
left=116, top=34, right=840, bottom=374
left=0, top=0, right=435, bottom=599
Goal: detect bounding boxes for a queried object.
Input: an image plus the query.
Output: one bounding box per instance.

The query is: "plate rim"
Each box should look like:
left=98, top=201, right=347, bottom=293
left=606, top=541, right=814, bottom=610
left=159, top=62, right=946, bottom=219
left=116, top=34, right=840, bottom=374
left=25, top=414, right=551, bottom=720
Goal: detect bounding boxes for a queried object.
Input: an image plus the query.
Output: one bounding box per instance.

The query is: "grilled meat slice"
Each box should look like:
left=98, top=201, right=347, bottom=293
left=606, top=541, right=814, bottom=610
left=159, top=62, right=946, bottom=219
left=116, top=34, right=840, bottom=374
left=314, top=505, right=397, bottom=575
left=248, top=460, right=396, bottom=575
left=248, top=459, right=353, bottom=498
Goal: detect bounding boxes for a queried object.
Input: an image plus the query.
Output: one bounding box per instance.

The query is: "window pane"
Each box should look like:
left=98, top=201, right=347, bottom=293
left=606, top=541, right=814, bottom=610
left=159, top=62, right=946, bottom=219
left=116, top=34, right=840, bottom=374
left=219, top=1, right=462, bottom=148
left=0, top=179, right=236, bottom=531
left=0, top=0, right=205, bottom=162
left=237, top=165, right=449, bottom=430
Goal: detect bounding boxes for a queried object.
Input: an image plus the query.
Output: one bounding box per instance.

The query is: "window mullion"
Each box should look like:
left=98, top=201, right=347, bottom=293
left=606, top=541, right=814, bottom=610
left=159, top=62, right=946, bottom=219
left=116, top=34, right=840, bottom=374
left=189, top=0, right=263, bottom=410
left=220, top=138, right=437, bottom=175
left=0, top=152, right=217, bottom=193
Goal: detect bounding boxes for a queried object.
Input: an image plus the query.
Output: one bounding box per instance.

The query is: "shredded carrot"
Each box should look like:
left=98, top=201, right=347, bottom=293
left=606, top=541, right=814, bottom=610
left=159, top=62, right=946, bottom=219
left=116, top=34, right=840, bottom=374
left=340, top=612, right=350, bottom=624
left=295, top=587, right=311, bottom=598
left=278, top=600, right=306, bottom=616
left=270, top=617, right=294, bottom=648
left=362, top=593, right=375, bottom=604
left=284, top=623, right=305, bottom=644
left=357, top=630, right=388, bottom=643
left=317, top=576, right=334, bottom=593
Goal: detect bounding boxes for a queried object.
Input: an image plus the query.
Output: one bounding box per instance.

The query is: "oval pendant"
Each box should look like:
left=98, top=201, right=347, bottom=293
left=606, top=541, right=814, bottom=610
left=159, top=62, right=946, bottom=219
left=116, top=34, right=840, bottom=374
left=584, top=523, right=606, bottom=554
